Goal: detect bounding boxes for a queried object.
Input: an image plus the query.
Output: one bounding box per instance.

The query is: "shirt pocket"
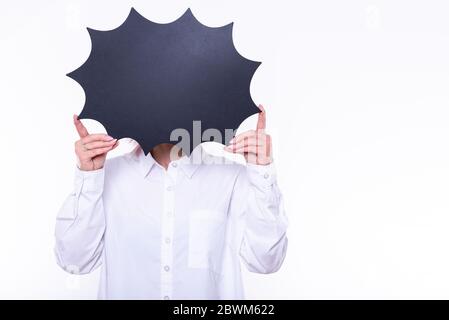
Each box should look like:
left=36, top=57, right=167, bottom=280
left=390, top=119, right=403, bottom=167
left=188, top=209, right=226, bottom=272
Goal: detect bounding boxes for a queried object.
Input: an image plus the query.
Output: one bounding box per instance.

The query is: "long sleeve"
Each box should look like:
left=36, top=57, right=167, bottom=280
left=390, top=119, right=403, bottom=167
left=233, top=162, right=289, bottom=274
left=54, top=166, right=106, bottom=275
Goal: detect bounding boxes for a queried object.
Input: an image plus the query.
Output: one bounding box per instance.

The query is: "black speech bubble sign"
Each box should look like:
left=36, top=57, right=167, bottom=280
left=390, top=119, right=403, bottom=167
left=67, top=8, right=261, bottom=154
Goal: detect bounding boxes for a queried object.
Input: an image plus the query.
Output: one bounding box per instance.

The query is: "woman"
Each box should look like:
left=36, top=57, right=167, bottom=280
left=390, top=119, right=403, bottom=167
left=54, top=105, right=288, bottom=299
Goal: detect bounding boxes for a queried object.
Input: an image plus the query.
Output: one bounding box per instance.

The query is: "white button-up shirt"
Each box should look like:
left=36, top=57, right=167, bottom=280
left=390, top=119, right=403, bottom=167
left=54, top=146, right=288, bottom=299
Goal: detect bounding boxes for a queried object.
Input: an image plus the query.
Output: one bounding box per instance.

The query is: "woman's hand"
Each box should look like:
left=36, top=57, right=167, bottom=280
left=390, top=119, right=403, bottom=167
left=73, top=115, right=118, bottom=171
left=224, top=104, right=272, bottom=165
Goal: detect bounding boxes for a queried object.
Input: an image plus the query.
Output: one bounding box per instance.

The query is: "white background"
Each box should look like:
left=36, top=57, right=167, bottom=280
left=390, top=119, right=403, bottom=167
left=0, top=0, right=448, bottom=299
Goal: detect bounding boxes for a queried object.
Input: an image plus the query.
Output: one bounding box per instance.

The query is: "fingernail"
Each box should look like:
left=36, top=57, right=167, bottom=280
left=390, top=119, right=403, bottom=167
left=229, top=138, right=235, bottom=144
left=106, top=136, right=114, bottom=140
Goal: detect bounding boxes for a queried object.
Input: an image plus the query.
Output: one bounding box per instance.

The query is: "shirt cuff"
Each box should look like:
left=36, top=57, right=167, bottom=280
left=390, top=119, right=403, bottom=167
left=74, top=166, right=105, bottom=193
left=246, top=162, right=277, bottom=188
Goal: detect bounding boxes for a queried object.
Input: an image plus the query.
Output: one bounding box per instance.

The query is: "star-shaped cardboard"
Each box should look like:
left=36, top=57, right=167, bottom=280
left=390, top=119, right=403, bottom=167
left=68, top=8, right=261, bottom=154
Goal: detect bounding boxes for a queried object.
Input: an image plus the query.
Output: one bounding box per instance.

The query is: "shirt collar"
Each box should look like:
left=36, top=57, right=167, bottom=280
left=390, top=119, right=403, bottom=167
left=126, top=144, right=204, bottom=179
left=126, top=145, right=156, bottom=178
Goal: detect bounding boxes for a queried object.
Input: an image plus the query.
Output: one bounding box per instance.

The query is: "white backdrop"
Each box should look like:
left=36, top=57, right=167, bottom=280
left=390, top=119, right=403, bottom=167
left=1, top=0, right=449, bottom=299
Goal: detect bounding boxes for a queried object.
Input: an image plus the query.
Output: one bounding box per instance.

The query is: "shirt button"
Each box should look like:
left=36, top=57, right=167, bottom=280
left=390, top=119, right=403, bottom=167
left=165, top=237, right=171, bottom=244
left=164, top=265, right=170, bottom=272
left=164, top=296, right=170, bottom=300
left=166, top=186, right=172, bottom=191
left=171, top=162, right=178, bottom=168
left=263, top=173, right=269, bottom=179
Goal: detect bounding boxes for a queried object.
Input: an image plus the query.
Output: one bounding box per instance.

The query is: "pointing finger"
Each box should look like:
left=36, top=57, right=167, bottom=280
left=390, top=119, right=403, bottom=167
left=256, top=104, right=266, bottom=132
left=73, top=114, right=89, bottom=138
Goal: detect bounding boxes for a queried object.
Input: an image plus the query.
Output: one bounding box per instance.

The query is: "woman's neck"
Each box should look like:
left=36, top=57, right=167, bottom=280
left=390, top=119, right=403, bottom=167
left=150, top=143, right=182, bottom=170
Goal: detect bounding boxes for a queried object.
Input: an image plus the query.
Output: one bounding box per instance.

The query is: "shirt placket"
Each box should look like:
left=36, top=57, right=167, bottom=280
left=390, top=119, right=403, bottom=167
left=160, top=162, right=178, bottom=300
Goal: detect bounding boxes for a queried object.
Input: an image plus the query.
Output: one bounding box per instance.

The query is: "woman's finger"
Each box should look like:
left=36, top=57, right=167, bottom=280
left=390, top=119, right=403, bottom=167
left=84, top=145, right=115, bottom=159
left=83, top=139, right=117, bottom=151
left=110, top=140, right=119, bottom=150
left=256, top=104, right=266, bottom=132
left=80, top=133, right=114, bottom=145
left=229, top=145, right=259, bottom=154
left=229, top=130, right=256, bottom=145
left=226, top=137, right=262, bottom=151
left=73, top=115, right=89, bottom=138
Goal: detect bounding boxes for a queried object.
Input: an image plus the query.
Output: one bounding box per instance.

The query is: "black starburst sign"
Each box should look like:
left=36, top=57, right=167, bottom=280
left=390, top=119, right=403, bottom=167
left=67, top=8, right=261, bottom=155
